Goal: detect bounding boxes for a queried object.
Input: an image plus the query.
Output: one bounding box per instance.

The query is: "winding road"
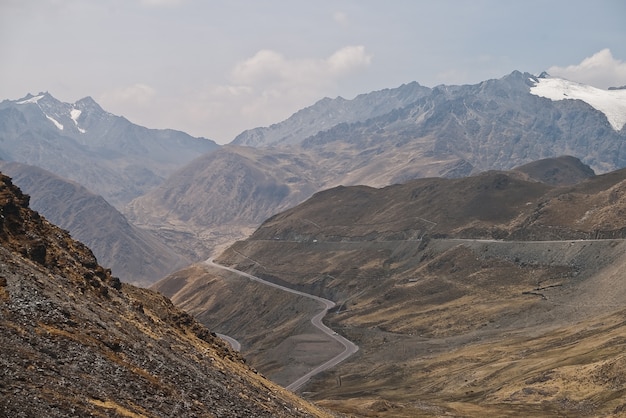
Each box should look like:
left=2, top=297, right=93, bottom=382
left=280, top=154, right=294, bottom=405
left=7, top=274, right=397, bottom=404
left=205, top=259, right=359, bottom=392
left=215, top=333, right=241, bottom=351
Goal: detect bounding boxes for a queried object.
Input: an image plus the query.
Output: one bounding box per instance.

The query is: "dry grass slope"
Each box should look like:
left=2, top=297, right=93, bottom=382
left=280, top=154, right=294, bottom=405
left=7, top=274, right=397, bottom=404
left=160, top=161, right=626, bottom=416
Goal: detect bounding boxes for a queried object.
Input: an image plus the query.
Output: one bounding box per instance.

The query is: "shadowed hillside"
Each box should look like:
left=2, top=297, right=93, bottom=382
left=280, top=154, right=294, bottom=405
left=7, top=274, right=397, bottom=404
left=0, top=161, right=189, bottom=286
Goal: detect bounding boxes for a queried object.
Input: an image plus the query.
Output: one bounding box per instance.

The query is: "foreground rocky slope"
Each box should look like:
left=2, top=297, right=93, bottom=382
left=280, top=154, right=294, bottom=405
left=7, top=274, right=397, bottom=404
left=0, top=161, right=189, bottom=286
left=0, top=173, right=334, bottom=417
left=159, top=158, right=626, bottom=416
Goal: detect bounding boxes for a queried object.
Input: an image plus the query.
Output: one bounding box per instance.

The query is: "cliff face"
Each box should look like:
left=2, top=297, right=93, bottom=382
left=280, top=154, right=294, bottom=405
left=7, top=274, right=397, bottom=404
left=0, top=173, right=332, bottom=418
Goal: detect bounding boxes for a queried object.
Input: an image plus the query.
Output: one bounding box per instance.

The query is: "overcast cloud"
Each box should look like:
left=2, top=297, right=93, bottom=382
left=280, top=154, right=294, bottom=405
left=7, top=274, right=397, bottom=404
left=1, top=0, right=625, bottom=143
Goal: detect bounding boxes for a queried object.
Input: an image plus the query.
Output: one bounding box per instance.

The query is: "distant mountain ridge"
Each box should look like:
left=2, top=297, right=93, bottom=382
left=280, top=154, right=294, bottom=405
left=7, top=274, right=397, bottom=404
left=0, top=92, right=217, bottom=207
left=129, top=71, right=626, bottom=260
left=297, top=71, right=626, bottom=174
left=232, top=81, right=432, bottom=147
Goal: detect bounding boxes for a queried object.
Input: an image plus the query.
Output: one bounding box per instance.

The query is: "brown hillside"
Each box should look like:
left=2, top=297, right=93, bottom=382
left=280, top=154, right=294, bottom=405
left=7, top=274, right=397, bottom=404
left=248, top=171, right=553, bottom=242
left=512, top=155, right=596, bottom=186
left=159, top=163, right=626, bottom=416
left=0, top=173, right=334, bottom=417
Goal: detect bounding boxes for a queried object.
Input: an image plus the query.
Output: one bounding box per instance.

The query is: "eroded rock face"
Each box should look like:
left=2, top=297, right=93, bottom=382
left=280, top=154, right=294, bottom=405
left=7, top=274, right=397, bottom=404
left=0, top=173, right=332, bottom=418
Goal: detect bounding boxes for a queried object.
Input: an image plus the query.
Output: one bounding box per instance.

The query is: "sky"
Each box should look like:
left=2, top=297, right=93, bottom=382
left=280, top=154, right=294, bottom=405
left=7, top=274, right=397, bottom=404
left=1, top=0, right=626, bottom=144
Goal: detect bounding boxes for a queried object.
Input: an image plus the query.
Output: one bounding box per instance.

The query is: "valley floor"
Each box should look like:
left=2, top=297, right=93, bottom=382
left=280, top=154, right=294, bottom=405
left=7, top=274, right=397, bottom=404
left=202, top=237, right=626, bottom=417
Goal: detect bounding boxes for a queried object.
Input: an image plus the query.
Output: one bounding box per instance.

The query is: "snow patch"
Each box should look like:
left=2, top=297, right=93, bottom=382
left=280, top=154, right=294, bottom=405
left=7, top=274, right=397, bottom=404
left=16, top=94, right=45, bottom=105
left=70, top=108, right=86, bottom=133
left=530, top=77, right=626, bottom=131
left=46, top=115, right=64, bottom=131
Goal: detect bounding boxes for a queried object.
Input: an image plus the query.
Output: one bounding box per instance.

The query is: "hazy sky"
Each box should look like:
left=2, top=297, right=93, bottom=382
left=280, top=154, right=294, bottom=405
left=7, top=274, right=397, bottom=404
left=2, top=0, right=625, bottom=143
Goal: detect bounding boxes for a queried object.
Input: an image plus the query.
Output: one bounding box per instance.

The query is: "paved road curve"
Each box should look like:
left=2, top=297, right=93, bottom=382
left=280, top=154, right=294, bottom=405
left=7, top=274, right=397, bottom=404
left=205, top=259, right=359, bottom=392
left=215, top=333, right=241, bottom=351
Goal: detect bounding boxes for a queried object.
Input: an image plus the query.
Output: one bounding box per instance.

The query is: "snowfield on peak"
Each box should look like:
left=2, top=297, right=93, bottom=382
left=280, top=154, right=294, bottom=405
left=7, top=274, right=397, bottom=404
left=70, top=108, right=86, bottom=133
left=530, top=77, right=626, bottom=131
left=46, top=114, right=64, bottom=130
left=16, top=94, right=45, bottom=105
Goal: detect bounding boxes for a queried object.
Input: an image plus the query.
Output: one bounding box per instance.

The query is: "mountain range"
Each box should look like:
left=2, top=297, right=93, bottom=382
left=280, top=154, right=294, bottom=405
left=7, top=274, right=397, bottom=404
left=0, top=92, right=217, bottom=208
left=2, top=71, right=625, bottom=281
left=129, top=71, right=626, bottom=260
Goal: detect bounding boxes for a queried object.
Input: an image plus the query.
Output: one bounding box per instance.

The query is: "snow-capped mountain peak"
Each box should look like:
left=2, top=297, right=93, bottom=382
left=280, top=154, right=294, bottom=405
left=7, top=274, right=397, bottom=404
left=530, top=75, right=626, bottom=131
left=12, top=92, right=90, bottom=133
left=0, top=91, right=218, bottom=208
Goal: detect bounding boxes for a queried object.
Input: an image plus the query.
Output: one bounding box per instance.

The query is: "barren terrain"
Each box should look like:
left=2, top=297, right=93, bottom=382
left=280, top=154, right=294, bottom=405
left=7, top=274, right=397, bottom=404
left=158, top=164, right=626, bottom=416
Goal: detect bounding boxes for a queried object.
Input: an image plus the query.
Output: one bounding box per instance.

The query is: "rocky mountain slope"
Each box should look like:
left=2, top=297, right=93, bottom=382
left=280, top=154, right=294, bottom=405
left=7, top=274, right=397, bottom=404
left=0, top=161, right=189, bottom=286
left=157, top=157, right=626, bottom=416
left=0, top=92, right=217, bottom=208
left=0, top=172, right=334, bottom=417
left=232, top=81, right=432, bottom=147
left=298, top=71, right=626, bottom=175
left=125, top=145, right=322, bottom=259
left=129, top=72, right=626, bottom=260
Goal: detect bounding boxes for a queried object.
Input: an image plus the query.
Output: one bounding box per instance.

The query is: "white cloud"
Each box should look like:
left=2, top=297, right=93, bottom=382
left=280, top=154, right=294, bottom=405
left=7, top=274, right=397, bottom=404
left=92, top=46, right=372, bottom=143
left=92, top=67, right=330, bottom=144
left=226, top=45, right=372, bottom=120
left=99, top=83, right=157, bottom=108
left=333, top=11, right=349, bottom=26
left=231, top=50, right=287, bottom=85
left=328, top=45, right=372, bottom=75
left=231, top=45, right=372, bottom=86
left=164, top=46, right=374, bottom=142
left=548, top=49, right=626, bottom=89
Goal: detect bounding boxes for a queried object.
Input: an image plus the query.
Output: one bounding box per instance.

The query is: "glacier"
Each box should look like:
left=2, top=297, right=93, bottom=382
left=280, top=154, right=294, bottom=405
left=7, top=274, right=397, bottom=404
left=530, top=76, right=626, bottom=131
